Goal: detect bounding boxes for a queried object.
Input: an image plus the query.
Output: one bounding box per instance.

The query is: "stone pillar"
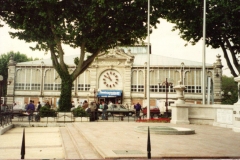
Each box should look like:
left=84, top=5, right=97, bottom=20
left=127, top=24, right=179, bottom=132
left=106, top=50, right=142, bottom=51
left=170, top=104, right=190, bottom=124
left=171, top=85, right=189, bottom=124
left=213, top=54, right=223, bottom=104
left=6, top=56, right=16, bottom=105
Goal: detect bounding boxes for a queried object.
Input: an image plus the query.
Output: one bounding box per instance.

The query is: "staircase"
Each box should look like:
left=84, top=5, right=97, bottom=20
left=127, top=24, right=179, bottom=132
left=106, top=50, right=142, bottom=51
left=59, top=123, right=103, bottom=159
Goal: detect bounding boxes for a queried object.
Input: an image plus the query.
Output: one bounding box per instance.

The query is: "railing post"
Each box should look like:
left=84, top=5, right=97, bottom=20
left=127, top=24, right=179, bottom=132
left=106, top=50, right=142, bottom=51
left=147, top=126, right=151, bottom=159
left=21, top=128, right=25, bottom=159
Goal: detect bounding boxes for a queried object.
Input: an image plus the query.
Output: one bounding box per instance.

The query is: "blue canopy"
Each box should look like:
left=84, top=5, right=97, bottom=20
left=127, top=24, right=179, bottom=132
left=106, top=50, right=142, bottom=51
left=97, top=90, right=122, bottom=97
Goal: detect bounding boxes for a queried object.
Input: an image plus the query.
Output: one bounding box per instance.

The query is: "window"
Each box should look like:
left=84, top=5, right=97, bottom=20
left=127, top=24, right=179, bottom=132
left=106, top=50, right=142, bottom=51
left=77, top=70, right=90, bottom=91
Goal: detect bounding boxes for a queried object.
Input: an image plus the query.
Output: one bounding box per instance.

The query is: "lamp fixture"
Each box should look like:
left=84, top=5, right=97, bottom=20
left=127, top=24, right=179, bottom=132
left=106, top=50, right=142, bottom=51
left=7, top=77, right=13, bottom=85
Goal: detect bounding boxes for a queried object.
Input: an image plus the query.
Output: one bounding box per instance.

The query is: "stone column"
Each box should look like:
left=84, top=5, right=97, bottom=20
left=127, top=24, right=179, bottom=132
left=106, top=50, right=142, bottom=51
left=171, top=62, right=189, bottom=124
left=6, top=56, right=16, bottom=105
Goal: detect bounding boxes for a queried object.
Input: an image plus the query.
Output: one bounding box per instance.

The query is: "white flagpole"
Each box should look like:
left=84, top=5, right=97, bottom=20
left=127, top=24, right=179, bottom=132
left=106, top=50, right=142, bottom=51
left=147, top=0, right=150, bottom=119
left=202, top=0, right=206, bottom=104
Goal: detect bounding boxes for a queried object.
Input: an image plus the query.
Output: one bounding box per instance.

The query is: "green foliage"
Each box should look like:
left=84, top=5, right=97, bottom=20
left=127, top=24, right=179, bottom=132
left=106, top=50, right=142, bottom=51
left=0, top=0, right=164, bottom=111
left=0, top=51, right=32, bottom=96
left=221, top=75, right=238, bottom=104
left=72, top=107, right=89, bottom=117
left=39, top=106, right=57, bottom=117
left=158, top=0, right=240, bottom=77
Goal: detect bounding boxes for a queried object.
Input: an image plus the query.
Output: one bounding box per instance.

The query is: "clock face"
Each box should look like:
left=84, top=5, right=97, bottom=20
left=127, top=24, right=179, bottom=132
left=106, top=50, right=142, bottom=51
left=102, top=71, right=119, bottom=88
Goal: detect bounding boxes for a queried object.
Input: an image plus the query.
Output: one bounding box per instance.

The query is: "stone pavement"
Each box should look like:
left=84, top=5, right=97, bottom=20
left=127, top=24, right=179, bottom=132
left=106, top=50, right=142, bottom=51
left=1, top=122, right=240, bottom=159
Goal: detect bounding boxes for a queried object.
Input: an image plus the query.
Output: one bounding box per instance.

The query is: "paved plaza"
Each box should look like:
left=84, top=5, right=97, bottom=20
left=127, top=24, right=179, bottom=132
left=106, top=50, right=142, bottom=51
left=1, top=121, right=240, bottom=159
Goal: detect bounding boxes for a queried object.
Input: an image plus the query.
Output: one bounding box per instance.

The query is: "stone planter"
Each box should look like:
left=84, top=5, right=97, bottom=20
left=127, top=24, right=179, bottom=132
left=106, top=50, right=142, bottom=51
left=74, top=117, right=89, bottom=122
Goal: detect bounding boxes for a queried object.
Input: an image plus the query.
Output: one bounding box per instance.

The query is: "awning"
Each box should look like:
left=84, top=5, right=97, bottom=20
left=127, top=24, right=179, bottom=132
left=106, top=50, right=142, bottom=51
left=97, top=90, right=122, bottom=97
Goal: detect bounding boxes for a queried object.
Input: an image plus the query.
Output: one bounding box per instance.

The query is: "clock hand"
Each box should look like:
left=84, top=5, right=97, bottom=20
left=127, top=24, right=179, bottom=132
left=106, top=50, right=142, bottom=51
left=107, top=75, right=112, bottom=81
left=104, top=75, right=112, bottom=80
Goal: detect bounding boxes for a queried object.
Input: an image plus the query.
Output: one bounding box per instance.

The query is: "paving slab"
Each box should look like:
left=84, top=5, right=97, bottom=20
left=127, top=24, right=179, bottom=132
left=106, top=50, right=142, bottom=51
left=0, top=127, right=64, bottom=159
left=0, top=122, right=240, bottom=159
left=73, top=122, right=240, bottom=159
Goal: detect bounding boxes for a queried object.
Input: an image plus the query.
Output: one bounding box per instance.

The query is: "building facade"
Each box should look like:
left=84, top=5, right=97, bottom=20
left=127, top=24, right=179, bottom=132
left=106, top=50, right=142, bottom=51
left=6, top=46, right=223, bottom=111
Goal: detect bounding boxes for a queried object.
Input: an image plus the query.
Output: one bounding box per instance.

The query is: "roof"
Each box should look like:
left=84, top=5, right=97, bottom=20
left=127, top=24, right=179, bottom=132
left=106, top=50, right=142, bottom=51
left=17, top=53, right=212, bottom=67
left=133, top=54, right=212, bottom=67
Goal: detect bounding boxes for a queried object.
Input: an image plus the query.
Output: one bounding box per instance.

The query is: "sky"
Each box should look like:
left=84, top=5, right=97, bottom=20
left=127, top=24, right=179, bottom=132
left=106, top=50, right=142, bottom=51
left=0, top=18, right=232, bottom=76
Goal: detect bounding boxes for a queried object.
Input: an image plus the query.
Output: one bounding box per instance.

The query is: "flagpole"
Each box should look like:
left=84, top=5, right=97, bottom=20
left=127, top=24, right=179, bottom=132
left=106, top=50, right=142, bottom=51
left=202, top=0, right=206, bottom=104
left=147, top=0, right=150, bottom=119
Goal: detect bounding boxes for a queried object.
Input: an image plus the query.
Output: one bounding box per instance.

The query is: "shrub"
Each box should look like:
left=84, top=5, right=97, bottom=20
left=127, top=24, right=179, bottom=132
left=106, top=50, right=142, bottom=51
left=39, top=106, right=57, bottom=117
left=72, top=107, right=89, bottom=117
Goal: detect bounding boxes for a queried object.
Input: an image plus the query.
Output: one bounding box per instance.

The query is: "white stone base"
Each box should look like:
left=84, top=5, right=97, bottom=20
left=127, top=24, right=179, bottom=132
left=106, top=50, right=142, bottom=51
left=213, top=122, right=233, bottom=128
left=74, top=117, right=89, bottom=122
left=57, top=112, right=73, bottom=122
left=0, top=124, right=13, bottom=135
left=170, top=104, right=189, bottom=124
left=170, top=119, right=189, bottom=124
left=232, top=127, right=240, bottom=132
left=40, top=117, right=56, bottom=122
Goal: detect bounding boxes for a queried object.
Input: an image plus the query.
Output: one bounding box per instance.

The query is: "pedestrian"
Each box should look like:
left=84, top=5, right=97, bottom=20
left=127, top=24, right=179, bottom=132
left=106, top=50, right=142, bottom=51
left=95, top=101, right=100, bottom=120
left=45, top=101, right=51, bottom=108
left=134, top=102, right=142, bottom=119
left=82, top=100, right=88, bottom=110
left=26, top=100, right=35, bottom=121
left=102, top=101, right=108, bottom=120
left=37, top=102, right=42, bottom=112
left=90, top=101, right=97, bottom=121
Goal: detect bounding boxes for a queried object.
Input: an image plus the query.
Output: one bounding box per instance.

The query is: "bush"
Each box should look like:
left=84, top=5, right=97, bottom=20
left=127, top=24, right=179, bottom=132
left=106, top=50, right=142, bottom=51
left=72, top=107, right=89, bottom=117
left=39, top=106, right=57, bottom=117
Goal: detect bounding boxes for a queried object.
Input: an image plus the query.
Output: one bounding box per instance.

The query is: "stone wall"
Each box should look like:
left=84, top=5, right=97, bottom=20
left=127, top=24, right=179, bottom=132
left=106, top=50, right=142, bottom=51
left=170, top=103, right=240, bottom=132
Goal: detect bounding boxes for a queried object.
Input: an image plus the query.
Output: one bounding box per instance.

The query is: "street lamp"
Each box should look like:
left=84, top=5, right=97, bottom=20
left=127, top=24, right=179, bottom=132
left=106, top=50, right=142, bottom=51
left=220, top=90, right=232, bottom=98
left=0, top=75, right=3, bottom=104
left=161, top=78, right=173, bottom=116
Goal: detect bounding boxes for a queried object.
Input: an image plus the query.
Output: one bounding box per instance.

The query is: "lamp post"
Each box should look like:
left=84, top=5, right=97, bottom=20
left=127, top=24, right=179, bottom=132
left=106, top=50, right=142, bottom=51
left=93, top=88, right=96, bottom=102
left=0, top=75, right=3, bottom=105
left=162, top=78, right=173, bottom=116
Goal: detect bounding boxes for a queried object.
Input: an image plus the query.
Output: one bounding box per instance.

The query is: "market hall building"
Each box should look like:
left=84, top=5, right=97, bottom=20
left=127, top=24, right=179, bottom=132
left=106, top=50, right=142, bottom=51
left=6, top=45, right=223, bottom=111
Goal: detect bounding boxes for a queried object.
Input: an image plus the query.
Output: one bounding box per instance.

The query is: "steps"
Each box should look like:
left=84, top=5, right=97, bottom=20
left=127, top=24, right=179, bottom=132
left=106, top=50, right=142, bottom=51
left=60, top=124, right=102, bottom=159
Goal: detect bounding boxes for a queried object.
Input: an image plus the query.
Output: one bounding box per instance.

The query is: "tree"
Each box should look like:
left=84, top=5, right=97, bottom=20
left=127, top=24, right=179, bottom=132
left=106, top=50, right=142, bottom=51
left=0, top=51, right=32, bottom=96
left=221, top=75, right=238, bottom=104
left=0, top=0, right=163, bottom=111
left=158, top=0, right=240, bottom=77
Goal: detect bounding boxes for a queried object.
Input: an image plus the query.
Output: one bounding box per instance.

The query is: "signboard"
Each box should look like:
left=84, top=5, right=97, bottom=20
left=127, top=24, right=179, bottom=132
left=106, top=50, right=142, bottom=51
left=97, top=90, right=122, bottom=97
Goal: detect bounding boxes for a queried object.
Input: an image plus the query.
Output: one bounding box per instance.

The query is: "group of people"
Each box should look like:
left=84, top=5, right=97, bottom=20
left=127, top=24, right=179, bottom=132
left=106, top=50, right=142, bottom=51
left=72, top=100, right=109, bottom=121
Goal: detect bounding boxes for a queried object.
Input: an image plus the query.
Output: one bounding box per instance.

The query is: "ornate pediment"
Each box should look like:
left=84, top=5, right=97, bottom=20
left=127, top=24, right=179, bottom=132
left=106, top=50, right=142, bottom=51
left=92, top=47, right=134, bottom=67
left=97, top=47, right=134, bottom=60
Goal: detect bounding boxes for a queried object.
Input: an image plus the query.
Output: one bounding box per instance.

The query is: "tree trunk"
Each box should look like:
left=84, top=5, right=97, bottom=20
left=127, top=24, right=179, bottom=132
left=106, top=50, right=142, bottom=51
left=58, top=76, right=73, bottom=112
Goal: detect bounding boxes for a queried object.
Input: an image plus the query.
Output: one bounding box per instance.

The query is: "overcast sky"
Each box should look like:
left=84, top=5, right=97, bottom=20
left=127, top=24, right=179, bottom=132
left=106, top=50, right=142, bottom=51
left=0, top=18, right=231, bottom=76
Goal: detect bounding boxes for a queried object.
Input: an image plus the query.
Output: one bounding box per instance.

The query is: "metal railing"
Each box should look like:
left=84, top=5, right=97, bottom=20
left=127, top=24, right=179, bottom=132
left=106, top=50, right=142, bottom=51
left=0, top=111, right=12, bottom=127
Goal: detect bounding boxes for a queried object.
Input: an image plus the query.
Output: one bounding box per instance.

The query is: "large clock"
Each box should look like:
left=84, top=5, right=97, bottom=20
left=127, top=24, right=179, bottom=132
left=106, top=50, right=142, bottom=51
left=102, top=71, right=119, bottom=88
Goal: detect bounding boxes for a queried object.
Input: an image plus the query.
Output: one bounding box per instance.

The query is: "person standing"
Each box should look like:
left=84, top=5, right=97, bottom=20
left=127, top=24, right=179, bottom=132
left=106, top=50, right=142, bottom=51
left=95, top=101, right=100, bottom=120
left=134, top=102, right=142, bottom=119
left=45, top=101, right=51, bottom=108
left=27, top=100, right=35, bottom=121
left=102, top=101, right=108, bottom=120
left=36, top=102, right=42, bottom=112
